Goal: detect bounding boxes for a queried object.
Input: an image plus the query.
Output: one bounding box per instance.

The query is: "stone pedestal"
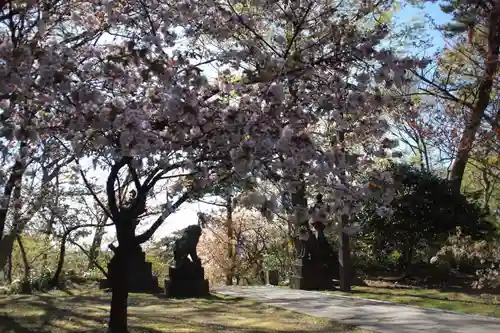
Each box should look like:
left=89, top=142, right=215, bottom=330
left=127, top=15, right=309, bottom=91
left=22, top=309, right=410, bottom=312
left=164, top=262, right=209, bottom=298
left=99, top=249, right=160, bottom=293
left=290, top=258, right=335, bottom=291
left=290, top=258, right=314, bottom=290
left=266, top=270, right=279, bottom=286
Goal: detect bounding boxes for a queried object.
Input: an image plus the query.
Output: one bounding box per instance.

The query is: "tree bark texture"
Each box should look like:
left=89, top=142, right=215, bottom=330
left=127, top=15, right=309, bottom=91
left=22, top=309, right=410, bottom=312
left=88, top=222, right=106, bottom=270
left=108, top=246, right=129, bottom=333
left=450, top=4, right=500, bottom=193
left=50, top=233, right=68, bottom=288
left=338, top=214, right=351, bottom=292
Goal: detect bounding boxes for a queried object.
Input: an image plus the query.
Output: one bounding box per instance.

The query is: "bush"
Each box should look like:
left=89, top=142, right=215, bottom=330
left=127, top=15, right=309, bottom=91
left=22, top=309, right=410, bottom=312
left=79, top=269, right=104, bottom=282
left=431, top=228, right=500, bottom=289
left=358, top=163, right=496, bottom=271
left=6, top=268, right=54, bottom=294
left=61, top=268, right=102, bottom=284
left=5, top=267, right=106, bottom=295
left=351, top=237, right=402, bottom=275
left=30, top=268, right=55, bottom=292
left=6, top=279, right=27, bottom=294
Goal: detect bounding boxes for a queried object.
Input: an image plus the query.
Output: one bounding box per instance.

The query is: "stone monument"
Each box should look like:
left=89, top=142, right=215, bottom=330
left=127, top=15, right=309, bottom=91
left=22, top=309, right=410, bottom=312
left=164, top=224, right=210, bottom=298
left=99, top=190, right=160, bottom=293
left=99, top=243, right=160, bottom=293
left=290, top=194, right=339, bottom=290
left=266, top=270, right=279, bottom=286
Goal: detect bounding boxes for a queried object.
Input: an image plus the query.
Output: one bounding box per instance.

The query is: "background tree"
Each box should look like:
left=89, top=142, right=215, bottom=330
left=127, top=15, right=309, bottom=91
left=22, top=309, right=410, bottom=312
left=198, top=208, right=285, bottom=285
left=408, top=0, right=500, bottom=193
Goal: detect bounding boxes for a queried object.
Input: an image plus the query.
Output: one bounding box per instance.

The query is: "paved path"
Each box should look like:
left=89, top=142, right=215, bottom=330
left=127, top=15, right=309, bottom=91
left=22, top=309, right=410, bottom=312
left=213, top=285, right=500, bottom=333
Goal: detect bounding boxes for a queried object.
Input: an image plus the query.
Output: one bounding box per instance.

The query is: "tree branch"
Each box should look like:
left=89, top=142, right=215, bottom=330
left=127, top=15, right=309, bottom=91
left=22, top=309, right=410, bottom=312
left=106, top=156, right=132, bottom=219
left=135, top=192, right=191, bottom=245
left=68, top=239, right=109, bottom=278
left=79, top=168, right=113, bottom=221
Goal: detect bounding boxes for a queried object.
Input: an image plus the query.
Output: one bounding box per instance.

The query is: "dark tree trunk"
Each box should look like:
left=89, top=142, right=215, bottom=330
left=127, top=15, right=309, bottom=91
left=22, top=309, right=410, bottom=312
left=398, top=245, right=414, bottom=273
left=16, top=235, right=31, bottom=294
left=88, top=218, right=106, bottom=270
left=373, top=234, right=384, bottom=264
left=339, top=214, right=351, bottom=292
left=16, top=235, right=29, bottom=281
left=50, top=233, right=68, bottom=288
left=0, top=143, right=27, bottom=240
left=0, top=155, right=25, bottom=270
left=108, top=246, right=129, bottom=333
left=291, top=177, right=308, bottom=255
left=108, top=217, right=136, bottom=333
left=338, top=122, right=352, bottom=292
left=449, top=3, right=500, bottom=193
left=225, top=192, right=234, bottom=286
left=6, top=248, right=12, bottom=283
left=258, top=262, right=266, bottom=284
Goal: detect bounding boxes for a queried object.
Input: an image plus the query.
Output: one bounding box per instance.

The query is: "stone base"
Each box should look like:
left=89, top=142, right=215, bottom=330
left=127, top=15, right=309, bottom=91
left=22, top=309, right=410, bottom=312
left=99, top=276, right=160, bottom=293
left=98, top=249, right=160, bottom=293
left=164, top=278, right=210, bottom=298
left=164, top=262, right=210, bottom=298
left=266, top=270, right=279, bottom=286
left=168, top=263, right=205, bottom=280
left=290, top=259, right=335, bottom=291
left=99, top=278, right=110, bottom=290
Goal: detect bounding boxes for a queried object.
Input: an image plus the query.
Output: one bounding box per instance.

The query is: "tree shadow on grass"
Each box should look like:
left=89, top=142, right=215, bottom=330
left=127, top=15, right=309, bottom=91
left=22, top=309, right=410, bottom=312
left=153, top=291, right=246, bottom=301
left=0, top=314, right=40, bottom=333
left=0, top=290, right=362, bottom=333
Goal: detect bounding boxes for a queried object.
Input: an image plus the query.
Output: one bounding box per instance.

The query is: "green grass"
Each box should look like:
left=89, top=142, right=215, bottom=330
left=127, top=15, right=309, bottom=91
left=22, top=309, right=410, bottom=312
left=329, top=285, right=500, bottom=317
left=0, top=286, right=371, bottom=333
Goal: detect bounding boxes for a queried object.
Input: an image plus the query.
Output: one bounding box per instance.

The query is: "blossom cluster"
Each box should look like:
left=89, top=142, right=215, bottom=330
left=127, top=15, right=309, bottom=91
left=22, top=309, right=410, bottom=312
left=0, top=0, right=418, bottom=220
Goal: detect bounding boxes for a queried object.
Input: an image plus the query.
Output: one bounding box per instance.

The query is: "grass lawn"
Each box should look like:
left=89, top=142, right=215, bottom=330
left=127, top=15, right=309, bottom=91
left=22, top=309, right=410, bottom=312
left=330, top=285, right=500, bottom=317
left=0, top=286, right=370, bottom=333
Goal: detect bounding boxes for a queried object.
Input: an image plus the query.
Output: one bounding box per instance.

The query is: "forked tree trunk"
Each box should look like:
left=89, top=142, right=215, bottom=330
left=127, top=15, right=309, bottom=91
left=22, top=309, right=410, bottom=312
left=108, top=246, right=129, bottom=333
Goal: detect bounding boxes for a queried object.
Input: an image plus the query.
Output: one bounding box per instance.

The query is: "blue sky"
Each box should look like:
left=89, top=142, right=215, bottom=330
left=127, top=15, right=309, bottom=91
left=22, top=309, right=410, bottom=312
left=394, top=0, right=451, bottom=54
left=389, top=1, right=454, bottom=164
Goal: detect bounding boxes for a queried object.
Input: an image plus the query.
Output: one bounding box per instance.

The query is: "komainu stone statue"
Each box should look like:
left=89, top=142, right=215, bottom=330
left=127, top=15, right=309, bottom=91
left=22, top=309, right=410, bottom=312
left=173, top=224, right=202, bottom=267
left=164, top=224, right=209, bottom=298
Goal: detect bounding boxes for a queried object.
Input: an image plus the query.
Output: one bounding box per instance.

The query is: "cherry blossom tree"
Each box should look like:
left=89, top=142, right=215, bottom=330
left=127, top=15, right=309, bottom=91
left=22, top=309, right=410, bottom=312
left=1, top=0, right=420, bottom=331
left=198, top=208, right=276, bottom=285
left=0, top=0, right=105, bottom=267
left=186, top=0, right=415, bottom=291
left=0, top=138, right=74, bottom=269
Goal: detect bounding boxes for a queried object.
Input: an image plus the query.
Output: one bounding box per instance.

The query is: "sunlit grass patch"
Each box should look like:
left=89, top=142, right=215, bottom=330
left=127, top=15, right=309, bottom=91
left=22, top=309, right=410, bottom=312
left=329, top=285, right=500, bottom=317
